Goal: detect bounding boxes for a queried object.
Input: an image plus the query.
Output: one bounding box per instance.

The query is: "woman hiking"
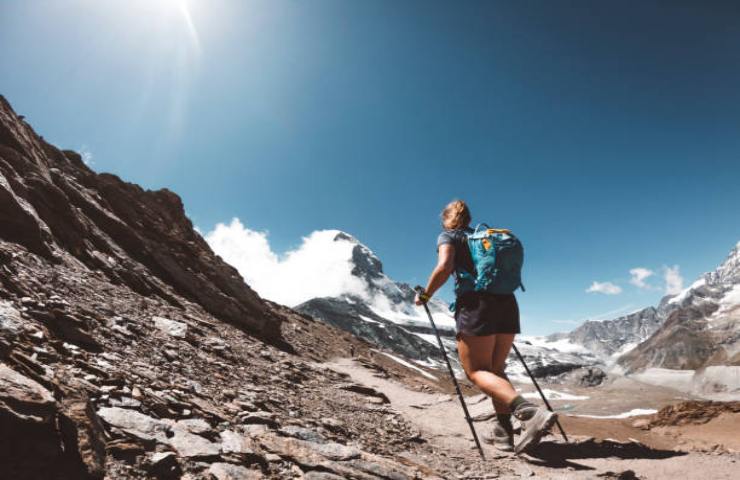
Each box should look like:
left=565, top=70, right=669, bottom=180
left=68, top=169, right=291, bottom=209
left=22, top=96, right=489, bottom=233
left=414, top=200, right=556, bottom=454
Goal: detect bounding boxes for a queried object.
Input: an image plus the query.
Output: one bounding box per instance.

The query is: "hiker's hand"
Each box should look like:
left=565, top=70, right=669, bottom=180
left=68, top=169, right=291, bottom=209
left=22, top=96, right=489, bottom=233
left=415, top=291, right=430, bottom=305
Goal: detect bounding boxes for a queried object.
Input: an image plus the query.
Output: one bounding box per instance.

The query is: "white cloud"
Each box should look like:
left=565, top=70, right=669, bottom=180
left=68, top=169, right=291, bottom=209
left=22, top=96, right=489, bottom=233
left=663, top=265, right=684, bottom=295
left=79, top=145, right=94, bottom=166
left=586, top=281, right=622, bottom=295
left=205, top=218, right=368, bottom=306
left=629, top=267, right=654, bottom=289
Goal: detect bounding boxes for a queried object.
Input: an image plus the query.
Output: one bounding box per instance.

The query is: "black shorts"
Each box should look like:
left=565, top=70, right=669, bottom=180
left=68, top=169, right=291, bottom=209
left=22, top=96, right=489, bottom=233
left=454, top=292, right=521, bottom=337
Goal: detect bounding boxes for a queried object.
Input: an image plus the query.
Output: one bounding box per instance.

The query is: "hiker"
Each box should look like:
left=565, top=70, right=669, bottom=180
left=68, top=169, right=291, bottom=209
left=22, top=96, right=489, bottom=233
left=414, top=200, right=556, bottom=454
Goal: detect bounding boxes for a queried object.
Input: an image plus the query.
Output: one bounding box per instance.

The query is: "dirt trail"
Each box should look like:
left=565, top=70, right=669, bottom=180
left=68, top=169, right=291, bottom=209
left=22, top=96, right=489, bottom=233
left=326, top=357, right=740, bottom=479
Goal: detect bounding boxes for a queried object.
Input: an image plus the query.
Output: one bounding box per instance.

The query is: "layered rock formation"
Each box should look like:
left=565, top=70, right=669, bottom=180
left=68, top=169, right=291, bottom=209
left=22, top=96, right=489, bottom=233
left=0, top=97, right=472, bottom=479
left=0, top=94, right=276, bottom=339
left=619, top=243, right=740, bottom=374
left=548, top=306, right=662, bottom=358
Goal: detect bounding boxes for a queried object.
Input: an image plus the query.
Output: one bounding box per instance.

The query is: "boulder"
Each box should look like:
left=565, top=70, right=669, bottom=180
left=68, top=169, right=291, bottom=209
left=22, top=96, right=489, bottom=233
left=96, top=407, right=170, bottom=444
left=0, top=362, right=56, bottom=422
left=153, top=316, right=188, bottom=338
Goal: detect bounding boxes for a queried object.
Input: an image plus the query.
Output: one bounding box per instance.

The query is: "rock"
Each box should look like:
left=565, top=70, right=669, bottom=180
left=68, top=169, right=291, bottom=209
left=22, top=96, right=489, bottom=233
left=167, top=424, right=221, bottom=459
left=279, top=426, right=326, bottom=443
left=260, top=433, right=360, bottom=467
left=241, top=411, right=278, bottom=428
left=0, top=301, right=22, bottom=343
left=153, top=316, right=188, bottom=338
left=631, top=418, right=651, bottom=430
left=334, top=383, right=390, bottom=403
left=145, top=451, right=181, bottom=479
left=558, top=366, right=608, bottom=387
left=97, top=407, right=170, bottom=444
left=106, top=438, right=146, bottom=461
left=57, top=392, right=107, bottom=479
left=110, top=397, right=142, bottom=409
left=320, top=417, right=345, bottom=431
left=311, top=441, right=362, bottom=461
left=219, top=430, right=264, bottom=465
left=207, top=462, right=263, bottom=480
left=304, top=473, right=346, bottom=480
left=0, top=362, right=56, bottom=422
left=175, top=418, right=211, bottom=435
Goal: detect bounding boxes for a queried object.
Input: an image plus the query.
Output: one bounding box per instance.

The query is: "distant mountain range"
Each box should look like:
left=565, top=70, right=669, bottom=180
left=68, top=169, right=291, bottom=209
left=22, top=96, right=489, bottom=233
left=295, top=231, right=740, bottom=396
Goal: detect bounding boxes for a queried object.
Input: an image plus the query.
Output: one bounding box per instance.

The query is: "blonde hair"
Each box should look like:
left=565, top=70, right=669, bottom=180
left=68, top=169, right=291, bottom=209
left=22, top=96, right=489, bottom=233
left=441, top=200, right=471, bottom=230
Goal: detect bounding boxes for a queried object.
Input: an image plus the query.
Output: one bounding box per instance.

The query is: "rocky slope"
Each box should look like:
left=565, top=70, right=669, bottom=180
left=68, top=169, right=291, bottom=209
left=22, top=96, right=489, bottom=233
left=0, top=96, right=485, bottom=479
left=619, top=243, right=740, bottom=377
left=547, top=306, right=662, bottom=359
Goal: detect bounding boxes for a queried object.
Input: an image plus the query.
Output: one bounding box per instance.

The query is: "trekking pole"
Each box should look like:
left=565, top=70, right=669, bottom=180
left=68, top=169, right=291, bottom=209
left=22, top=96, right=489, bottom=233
left=414, top=286, right=485, bottom=459
left=511, top=344, right=569, bottom=443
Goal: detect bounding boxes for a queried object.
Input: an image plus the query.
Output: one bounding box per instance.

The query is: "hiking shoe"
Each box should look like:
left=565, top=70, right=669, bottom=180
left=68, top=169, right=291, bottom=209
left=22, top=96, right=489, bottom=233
left=513, top=405, right=557, bottom=454
left=486, top=422, right=514, bottom=452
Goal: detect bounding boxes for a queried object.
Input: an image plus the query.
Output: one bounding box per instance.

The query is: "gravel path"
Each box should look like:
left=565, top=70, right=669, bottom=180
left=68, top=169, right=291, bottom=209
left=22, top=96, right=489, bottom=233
left=327, top=357, right=740, bottom=479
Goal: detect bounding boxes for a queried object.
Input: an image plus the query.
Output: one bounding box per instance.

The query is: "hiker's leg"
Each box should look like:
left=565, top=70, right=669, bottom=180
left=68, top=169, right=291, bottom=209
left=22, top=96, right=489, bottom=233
left=457, top=334, right=517, bottom=406
left=491, top=333, right=516, bottom=414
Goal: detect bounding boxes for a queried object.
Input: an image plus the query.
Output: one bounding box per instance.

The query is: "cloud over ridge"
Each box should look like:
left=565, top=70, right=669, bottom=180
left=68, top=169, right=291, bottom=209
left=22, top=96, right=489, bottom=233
left=204, top=218, right=368, bottom=306
left=629, top=267, right=654, bottom=289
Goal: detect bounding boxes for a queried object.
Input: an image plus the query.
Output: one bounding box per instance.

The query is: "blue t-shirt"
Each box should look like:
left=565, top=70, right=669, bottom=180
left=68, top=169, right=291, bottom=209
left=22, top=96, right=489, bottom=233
left=437, top=228, right=475, bottom=279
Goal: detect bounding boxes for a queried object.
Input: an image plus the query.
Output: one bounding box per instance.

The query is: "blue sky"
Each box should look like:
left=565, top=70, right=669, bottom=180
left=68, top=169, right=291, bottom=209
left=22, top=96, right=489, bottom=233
left=1, top=0, right=739, bottom=335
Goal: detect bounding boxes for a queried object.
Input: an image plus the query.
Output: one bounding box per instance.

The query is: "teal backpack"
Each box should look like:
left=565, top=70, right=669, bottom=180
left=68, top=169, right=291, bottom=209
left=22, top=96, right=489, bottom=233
left=453, top=224, right=525, bottom=304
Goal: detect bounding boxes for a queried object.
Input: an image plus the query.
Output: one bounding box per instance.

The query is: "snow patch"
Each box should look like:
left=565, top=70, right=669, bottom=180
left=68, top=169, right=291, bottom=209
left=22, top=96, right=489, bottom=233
left=574, top=408, right=657, bottom=419
left=377, top=351, right=438, bottom=380
left=668, top=278, right=706, bottom=305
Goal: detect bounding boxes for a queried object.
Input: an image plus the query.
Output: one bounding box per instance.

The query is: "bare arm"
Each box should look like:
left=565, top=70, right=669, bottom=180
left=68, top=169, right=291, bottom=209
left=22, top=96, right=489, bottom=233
left=415, top=243, right=455, bottom=305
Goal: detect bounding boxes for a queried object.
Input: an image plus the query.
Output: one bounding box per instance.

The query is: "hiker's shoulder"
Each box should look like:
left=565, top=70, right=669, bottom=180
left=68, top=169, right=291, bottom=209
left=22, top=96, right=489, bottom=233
left=437, top=228, right=470, bottom=246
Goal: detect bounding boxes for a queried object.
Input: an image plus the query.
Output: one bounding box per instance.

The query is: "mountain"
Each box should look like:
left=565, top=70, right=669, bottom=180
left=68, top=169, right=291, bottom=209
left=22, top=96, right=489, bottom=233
left=619, top=243, right=740, bottom=380
left=0, top=96, right=462, bottom=479
left=292, top=231, right=601, bottom=380
left=291, top=231, right=457, bottom=360
left=547, top=306, right=663, bottom=359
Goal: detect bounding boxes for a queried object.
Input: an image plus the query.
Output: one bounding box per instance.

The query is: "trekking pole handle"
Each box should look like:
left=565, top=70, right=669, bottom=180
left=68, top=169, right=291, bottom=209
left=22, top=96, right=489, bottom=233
left=413, top=285, right=430, bottom=303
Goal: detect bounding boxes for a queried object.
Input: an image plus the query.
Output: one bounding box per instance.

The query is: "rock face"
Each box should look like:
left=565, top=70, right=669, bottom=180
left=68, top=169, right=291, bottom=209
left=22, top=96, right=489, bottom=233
left=0, top=97, right=481, bottom=479
left=619, top=243, right=740, bottom=376
left=549, top=306, right=662, bottom=358
left=292, top=231, right=458, bottom=362
left=0, top=95, right=277, bottom=338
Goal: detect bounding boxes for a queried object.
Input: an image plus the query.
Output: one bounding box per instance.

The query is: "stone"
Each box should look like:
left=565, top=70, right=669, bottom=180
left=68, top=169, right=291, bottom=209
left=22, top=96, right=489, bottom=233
left=0, top=362, right=56, bottom=422
left=631, top=418, right=651, bottom=430
left=304, top=473, right=346, bottom=480
left=241, top=411, right=278, bottom=428
left=153, top=316, right=188, bottom=338
left=260, top=433, right=361, bottom=470
left=334, top=383, right=390, bottom=403
left=167, top=424, right=220, bottom=459
left=279, top=426, right=326, bottom=443
left=312, top=441, right=362, bottom=461
left=97, top=407, right=170, bottom=443
left=57, top=392, right=107, bottom=478
left=175, top=418, right=212, bottom=435
left=320, top=417, right=345, bottom=431
left=106, top=438, right=146, bottom=461
left=208, top=462, right=263, bottom=480
left=110, top=396, right=142, bottom=409
left=0, top=301, right=23, bottom=341
left=145, top=451, right=181, bottom=479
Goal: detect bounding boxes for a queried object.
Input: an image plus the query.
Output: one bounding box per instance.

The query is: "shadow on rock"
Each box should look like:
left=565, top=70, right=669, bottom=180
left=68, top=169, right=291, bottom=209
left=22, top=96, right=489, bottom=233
left=524, top=438, right=687, bottom=470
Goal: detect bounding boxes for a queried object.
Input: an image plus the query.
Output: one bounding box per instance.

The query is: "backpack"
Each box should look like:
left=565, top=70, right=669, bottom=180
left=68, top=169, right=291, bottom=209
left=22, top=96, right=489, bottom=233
left=453, top=224, right=525, bottom=300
